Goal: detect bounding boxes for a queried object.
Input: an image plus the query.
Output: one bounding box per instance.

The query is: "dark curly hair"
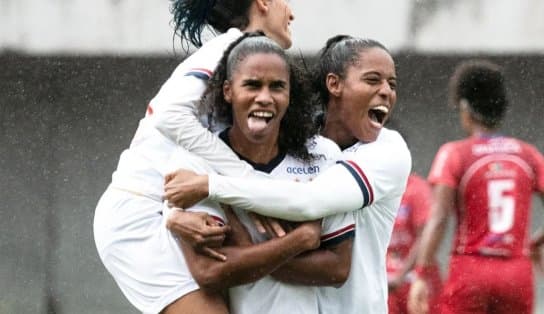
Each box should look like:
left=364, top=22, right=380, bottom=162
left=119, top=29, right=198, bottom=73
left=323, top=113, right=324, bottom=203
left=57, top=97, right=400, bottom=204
left=449, top=59, right=508, bottom=129
left=170, top=0, right=253, bottom=47
left=313, top=35, right=390, bottom=111
left=202, top=32, right=319, bottom=162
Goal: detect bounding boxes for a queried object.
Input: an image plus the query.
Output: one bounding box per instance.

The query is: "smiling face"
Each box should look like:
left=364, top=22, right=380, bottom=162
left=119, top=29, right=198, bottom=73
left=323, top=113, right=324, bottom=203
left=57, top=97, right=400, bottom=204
left=333, top=47, right=397, bottom=143
left=223, top=52, right=290, bottom=148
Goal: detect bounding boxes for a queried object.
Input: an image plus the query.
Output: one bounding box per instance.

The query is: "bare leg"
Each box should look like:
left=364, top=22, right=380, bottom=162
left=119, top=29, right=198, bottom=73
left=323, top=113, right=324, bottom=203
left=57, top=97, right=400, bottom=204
left=161, top=289, right=228, bottom=314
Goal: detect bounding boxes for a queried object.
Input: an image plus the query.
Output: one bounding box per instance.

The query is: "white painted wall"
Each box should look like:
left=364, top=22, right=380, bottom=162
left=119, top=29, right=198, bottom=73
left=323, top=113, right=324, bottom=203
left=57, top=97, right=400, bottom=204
left=1, top=0, right=543, bottom=55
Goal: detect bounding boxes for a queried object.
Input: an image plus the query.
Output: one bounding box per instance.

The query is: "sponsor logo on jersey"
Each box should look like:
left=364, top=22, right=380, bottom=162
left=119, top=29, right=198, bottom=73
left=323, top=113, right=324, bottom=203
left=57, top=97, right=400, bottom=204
left=286, top=165, right=320, bottom=175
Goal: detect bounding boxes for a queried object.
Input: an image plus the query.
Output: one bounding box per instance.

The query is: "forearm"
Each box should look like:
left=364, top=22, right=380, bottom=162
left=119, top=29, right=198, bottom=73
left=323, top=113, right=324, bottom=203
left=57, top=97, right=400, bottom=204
left=153, top=88, right=253, bottom=177
left=183, top=228, right=317, bottom=291
left=209, top=164, right=364, bottom=221
left=397, top=239, right=422, bottom=278
left=272, top=242, right=352, bottom=286
left=416, top=215, right=447, bottom=267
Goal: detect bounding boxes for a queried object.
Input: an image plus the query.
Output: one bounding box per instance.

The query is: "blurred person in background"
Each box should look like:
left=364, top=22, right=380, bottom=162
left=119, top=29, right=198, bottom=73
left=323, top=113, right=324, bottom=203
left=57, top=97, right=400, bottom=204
left=408, top=59, right=544, bottom=314
left=387, top=172, right=442, bottom=314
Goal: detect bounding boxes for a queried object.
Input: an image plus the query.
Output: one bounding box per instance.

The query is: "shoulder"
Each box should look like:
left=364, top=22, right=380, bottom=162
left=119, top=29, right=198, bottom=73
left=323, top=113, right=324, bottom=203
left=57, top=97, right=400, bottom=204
left=307, top=135, right=342, bottom=160
left=173, top=28, right=244, bottom=77
left=372, top=128, right=412, bottom=166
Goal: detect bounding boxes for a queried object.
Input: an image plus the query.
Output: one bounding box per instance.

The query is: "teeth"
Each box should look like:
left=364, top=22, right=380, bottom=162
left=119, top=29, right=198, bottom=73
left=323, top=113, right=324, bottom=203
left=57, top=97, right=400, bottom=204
left=373, top=105, right=389, bottom=114
left=251, top=111, right=274, bottom=118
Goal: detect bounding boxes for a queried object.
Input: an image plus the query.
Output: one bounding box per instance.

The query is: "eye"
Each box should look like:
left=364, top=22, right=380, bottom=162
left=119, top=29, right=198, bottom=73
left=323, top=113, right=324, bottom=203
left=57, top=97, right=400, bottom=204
left=364, top=77, right=380, bottom=85
left=388, top=80, right=397, bottom=91
left=242, top=79, right=262, bottom=89
left=270, top=81, right=287, bottom=90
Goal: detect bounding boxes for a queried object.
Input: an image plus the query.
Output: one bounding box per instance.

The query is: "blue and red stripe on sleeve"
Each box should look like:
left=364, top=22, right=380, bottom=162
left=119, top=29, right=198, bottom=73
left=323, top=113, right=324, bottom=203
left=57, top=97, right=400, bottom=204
left=320, top=224, right=355, bottom=247
left=337, top=160, right=374, bottom=208
left=184, top=68, right=213, bottom=81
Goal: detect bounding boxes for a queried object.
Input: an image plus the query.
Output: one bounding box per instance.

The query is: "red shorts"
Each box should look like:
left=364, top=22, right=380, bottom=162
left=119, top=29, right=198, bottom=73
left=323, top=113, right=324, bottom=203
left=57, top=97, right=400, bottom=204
left=388, top=265, right=442, bottom=314
left=440, top=254, right=533, bottom=314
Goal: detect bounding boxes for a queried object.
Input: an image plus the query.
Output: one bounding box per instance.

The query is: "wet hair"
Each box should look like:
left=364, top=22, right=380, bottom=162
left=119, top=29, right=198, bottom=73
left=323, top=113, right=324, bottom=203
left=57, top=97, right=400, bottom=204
left=449, top=59, right=508, bottom=129
left=203, top=32, right=319, bottom=162
left=313, top=35, right=390, bottom=109
left=170, top=0, right=254, bottom=47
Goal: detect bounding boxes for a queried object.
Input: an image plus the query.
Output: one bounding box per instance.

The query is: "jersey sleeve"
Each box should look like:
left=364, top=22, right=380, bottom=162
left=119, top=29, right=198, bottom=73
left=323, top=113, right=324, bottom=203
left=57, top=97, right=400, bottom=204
left=186, top=199, right=227, bottom=226
left=149, top=28, right=254, bottom=177
left=209, top=163, right=365, bottom=221
left=427, top=143, right=461, bottom=188
left=337, top=135, right=412, bottom=208
left=320, top=212, right=355, bottom=248
left=208, top=133, right=412, bottom=221
left=527, top=144, right=544, bottom=193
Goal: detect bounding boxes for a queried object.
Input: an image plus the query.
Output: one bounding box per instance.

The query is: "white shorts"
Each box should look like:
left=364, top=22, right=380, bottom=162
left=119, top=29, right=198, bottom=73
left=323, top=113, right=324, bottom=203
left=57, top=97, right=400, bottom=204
left=93, top=187, right=199, bottom=314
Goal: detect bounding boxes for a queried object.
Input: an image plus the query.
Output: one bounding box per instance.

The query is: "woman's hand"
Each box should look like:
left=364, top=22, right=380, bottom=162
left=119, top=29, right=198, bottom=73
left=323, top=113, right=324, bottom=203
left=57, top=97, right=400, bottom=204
left=223, top=205, right=253, bottom=247
left=164, top=169, right=209, bottom=209
left=407, top=278, right=430, bottom=314
left=293, top=219, right=322, bottom=251
left=166, top=209, right=230, bottom=261
left=248, top=212, right=288, bottom=238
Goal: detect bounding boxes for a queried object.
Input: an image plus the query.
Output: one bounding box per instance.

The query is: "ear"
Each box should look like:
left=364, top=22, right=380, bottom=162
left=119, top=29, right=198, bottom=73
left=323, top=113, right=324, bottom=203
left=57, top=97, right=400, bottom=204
left=253, top=0, right=270, bottom=14
left=223, top=80, right=232, bottom=103
left=326, top=73, right=343, bottom=97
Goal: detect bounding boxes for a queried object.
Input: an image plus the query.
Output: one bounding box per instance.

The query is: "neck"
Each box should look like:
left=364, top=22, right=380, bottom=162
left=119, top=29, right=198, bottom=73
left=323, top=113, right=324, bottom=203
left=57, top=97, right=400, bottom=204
left=468, top=122, right=498, bottom=137
left=228, top=128, right=280, bottom=164
left=321, top=106, right=357, bottom=150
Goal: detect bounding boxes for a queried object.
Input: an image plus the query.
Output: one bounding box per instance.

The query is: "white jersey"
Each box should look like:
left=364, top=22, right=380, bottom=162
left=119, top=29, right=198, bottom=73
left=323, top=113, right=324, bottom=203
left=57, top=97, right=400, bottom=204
left=318, top=128, right=411, bottom=314
left=93, top=28, right=254, bottom=314
left=207, top=128, right=412, bottom=314
left=110, top=27, right=252, bottom=200
left=188, top=134, right=355, bottom=314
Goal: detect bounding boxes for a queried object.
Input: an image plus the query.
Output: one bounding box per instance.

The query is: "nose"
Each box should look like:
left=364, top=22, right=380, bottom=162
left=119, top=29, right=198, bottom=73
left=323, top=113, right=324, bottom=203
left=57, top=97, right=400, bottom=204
left=378, top=80, right=394, bottom=98
left=286, top=2, right=294, bottom=22
left=255, top=87, right=273, bottom=106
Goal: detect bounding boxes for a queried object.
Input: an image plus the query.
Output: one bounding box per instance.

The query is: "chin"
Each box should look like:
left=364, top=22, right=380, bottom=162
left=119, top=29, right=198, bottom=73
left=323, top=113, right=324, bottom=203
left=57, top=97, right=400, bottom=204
left=360, top=131, right=381, bottom=143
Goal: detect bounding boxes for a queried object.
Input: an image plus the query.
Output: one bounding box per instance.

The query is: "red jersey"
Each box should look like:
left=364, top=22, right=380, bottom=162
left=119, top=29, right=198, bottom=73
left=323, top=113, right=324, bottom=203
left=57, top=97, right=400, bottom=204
left=428, top=134, right=544, bottom=258
left=387, top=174, right=432, bottom=274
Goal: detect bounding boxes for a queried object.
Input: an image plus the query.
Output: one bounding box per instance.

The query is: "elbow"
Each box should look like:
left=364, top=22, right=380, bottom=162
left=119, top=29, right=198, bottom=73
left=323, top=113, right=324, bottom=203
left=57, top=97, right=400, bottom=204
left=289, top=201, right=323, bottom=221
left=191, top=264, right=226, bottom=292
left=330, top=264, right=351, bottom=287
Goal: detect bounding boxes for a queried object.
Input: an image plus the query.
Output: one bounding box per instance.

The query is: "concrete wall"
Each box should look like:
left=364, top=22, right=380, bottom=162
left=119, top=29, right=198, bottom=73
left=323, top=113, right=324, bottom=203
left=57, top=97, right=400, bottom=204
left=2, top=0, right=544, bottom=54
left=1, top=54, right=544, bottom=313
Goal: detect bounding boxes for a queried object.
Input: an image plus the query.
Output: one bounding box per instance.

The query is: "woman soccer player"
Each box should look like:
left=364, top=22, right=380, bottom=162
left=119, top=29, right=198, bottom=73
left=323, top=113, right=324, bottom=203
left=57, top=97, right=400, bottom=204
left=93, top=1, right=298, bottom=313
left=166, top=33, right=355, bottom=314
left=164, top=35, right=412, bottom=314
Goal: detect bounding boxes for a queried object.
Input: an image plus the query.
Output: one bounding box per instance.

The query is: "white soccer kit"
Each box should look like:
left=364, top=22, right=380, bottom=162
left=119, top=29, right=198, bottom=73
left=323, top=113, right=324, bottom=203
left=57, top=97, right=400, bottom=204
left=206, top=128, right=412, bottom=314
left=183, top=134, right=356, bottom=314
left=93, top=28, right=253, bottom=314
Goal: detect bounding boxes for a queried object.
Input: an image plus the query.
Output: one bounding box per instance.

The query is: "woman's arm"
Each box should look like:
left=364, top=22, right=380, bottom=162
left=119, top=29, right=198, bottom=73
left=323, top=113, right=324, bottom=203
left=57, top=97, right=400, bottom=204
left=164, top=164, right=365, bottom=221
left=271, top=238, right=353, bottom=287
left=150, top=28, right=254, bottom=177
left=181, top=213, right=322, bottom=292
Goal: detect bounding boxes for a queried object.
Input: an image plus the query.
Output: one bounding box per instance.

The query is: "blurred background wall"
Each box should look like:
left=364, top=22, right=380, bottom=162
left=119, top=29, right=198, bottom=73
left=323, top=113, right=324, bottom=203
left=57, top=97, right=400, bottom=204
left=1, top=0, right=544, bottom=313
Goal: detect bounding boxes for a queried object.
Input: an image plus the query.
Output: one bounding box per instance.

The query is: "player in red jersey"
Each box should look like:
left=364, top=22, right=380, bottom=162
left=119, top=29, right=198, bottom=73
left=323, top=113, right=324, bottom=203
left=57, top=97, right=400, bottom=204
left=387, top=174, right=442, bottom=314
left=407, top=60, right=544, bottom=314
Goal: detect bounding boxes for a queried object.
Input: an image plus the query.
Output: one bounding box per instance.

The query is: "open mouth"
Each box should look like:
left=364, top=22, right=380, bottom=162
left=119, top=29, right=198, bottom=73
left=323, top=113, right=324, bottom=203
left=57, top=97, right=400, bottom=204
left=248, top=110, right=275, bottom=132
left=368, top=105, right=389, bottom=125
